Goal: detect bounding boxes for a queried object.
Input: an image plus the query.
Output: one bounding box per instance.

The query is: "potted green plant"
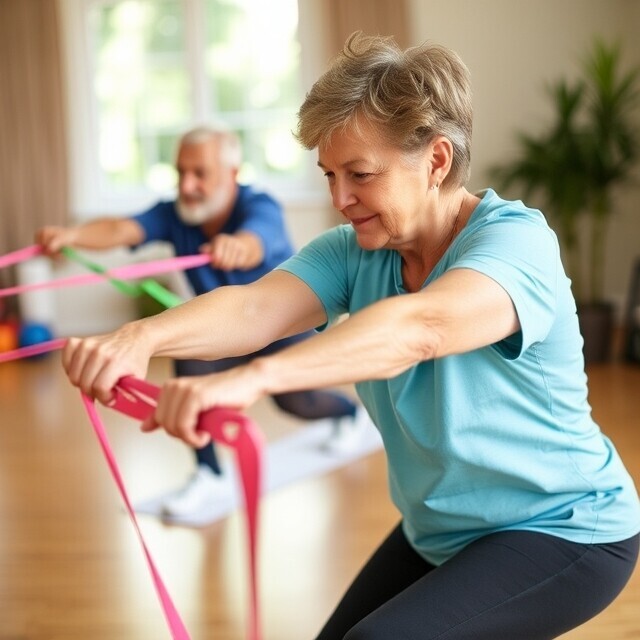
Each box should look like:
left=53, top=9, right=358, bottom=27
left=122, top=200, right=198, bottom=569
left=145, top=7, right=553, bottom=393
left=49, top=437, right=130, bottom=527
left=491, top=38, right=640, bottom=363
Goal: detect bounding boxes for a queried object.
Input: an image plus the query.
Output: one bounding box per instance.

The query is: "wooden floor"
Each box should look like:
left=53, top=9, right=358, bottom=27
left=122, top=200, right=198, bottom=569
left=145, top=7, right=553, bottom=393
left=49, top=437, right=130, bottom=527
left=0, top=355, right=638, bottom=639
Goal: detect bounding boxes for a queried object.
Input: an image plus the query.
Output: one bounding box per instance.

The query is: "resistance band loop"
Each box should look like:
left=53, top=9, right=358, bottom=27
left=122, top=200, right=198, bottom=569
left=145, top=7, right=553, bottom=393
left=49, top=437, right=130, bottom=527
left=61, top=247, right=184, bottom=309
left=0, top=245, right=210, bottom=299
left=0, top=246, right=210, bottom=363
left=2, top=247, right=264, bottom=635
left=82, top=375, right=264, bottom=640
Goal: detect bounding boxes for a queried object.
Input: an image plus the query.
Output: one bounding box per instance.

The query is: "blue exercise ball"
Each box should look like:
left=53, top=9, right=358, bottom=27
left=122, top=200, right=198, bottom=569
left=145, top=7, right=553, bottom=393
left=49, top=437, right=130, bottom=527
left=18, top=322, right=54, bottom=349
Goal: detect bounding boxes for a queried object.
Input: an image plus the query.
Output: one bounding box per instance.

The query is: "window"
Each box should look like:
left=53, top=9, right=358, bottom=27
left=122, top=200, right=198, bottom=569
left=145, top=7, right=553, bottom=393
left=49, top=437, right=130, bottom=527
left=61, top=0, right=317, bottom=216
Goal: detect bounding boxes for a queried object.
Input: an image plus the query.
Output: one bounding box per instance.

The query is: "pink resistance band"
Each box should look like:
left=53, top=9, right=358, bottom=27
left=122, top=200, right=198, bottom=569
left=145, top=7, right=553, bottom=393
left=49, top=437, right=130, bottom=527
left=0, top=245, right=61, bottom=363
left=0, top=246, right=211, bottom=298
left=2, top=247, right=265, bottom=635
left=0, top=246, right=210, bottom=363
left=82, top=375, right=264, bottom=640
left=0, top=244, right=44, bottom=268
left=0, top=337, right=68, bottom=363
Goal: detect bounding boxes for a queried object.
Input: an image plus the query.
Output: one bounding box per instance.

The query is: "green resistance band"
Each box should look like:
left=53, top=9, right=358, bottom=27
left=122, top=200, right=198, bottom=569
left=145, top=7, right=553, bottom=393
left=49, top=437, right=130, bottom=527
left=61, top=247, right=183, bottom=309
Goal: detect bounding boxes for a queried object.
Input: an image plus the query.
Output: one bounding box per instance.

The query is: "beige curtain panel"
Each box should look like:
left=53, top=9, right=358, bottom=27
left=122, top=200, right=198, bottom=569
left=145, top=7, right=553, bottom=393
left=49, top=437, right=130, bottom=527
left=321, top=0, right=410, bottom=59
left=318, top=0, right=409, bottom=226
left=0, top=0, right=69, bottom=282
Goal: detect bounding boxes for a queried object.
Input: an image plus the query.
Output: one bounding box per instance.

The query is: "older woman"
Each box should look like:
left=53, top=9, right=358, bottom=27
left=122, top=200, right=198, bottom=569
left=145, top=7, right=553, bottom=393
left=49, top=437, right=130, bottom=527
left=64, top=34, right=639, bottom=639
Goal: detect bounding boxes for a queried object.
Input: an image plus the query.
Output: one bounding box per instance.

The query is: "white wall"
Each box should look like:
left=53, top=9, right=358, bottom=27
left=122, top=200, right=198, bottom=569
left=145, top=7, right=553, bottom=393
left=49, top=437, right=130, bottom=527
left=407, top=0, right=640, bottom=317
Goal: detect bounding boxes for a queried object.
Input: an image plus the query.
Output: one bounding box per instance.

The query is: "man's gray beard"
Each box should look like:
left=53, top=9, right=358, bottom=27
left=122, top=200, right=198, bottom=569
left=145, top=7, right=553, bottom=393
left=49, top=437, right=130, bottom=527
left=176, top=190, right=228, bottom=226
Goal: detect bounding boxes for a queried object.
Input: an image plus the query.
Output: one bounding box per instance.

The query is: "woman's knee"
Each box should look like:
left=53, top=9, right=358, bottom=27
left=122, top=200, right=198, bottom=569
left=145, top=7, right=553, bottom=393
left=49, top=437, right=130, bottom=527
left=272, top=391, right=311, bottom=417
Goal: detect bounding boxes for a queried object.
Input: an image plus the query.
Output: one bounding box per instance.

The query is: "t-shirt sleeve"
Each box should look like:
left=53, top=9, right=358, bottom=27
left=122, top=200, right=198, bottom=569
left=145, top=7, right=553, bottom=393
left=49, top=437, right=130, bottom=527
left=450, top=213, right=561, bottom=358
left=131, top=201, right=173, bottom=245
left=276, top=226, right=351, bottom=329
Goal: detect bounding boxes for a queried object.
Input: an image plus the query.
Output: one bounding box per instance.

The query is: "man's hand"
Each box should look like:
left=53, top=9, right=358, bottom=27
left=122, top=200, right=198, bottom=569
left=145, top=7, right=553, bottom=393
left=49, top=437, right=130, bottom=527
left=202, top=232, right=264, bottom=271
left=35, top=226, right=79, bottom=256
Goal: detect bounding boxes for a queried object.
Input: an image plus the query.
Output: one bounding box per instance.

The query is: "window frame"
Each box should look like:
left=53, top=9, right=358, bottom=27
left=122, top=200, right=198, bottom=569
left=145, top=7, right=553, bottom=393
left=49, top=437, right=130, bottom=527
left=58, top=0, right=328, bottom=220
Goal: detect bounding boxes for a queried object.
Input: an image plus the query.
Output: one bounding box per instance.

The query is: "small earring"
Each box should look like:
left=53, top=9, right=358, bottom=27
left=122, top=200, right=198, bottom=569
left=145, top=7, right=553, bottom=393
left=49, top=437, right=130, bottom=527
left=429, top=182, right=439, bottom=191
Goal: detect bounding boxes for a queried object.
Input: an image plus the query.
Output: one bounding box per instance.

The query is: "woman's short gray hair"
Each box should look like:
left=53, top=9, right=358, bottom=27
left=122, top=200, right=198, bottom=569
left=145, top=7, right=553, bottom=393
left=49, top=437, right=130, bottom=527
left=295, top=32, right=473, bottom=186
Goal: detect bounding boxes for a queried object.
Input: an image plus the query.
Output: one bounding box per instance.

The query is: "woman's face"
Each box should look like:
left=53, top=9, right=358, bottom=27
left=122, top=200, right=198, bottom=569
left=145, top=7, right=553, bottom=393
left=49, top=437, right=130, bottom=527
left=317, top=121, right=432, bottom=251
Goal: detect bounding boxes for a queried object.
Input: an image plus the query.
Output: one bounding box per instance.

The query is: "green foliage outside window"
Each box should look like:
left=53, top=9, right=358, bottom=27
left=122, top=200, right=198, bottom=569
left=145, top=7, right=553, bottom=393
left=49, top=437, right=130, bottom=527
left=90, top=0, right=303, bottom=195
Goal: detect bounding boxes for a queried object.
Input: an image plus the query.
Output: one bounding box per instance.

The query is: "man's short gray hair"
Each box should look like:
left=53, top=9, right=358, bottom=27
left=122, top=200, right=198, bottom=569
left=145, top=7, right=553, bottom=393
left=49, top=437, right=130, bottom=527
left=179, top=125, right=242, bottom=169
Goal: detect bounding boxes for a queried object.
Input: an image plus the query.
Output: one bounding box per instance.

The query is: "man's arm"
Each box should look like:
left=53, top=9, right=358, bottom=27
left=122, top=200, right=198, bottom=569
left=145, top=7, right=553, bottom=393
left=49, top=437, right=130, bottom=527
left=36, top=217, right=145, bottom=255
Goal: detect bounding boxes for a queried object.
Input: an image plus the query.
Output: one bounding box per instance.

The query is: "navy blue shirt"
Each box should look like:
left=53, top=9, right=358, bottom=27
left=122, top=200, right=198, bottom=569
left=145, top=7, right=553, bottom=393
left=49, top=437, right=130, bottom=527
left=132, top=185, right=295, bottom=296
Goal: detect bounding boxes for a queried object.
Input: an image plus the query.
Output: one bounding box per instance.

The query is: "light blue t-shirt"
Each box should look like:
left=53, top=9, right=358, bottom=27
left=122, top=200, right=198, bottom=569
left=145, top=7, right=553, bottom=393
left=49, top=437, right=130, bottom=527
left=277, top=189, right=640, bottom=565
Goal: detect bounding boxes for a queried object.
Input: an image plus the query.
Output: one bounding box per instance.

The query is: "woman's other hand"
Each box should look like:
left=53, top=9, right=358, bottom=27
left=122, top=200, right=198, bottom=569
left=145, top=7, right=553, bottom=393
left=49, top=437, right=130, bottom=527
left=141, top=364, right=266, bottom=448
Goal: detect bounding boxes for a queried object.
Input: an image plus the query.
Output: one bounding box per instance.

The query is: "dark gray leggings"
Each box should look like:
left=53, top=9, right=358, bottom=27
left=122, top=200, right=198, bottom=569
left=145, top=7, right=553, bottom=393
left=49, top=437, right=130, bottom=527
left=316, top=523, right=639, bottom=640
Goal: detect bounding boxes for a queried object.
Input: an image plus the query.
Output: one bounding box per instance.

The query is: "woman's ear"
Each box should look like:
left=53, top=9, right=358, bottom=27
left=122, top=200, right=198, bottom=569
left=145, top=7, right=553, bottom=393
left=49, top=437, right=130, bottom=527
left=427, top=136, right=454, bottom=189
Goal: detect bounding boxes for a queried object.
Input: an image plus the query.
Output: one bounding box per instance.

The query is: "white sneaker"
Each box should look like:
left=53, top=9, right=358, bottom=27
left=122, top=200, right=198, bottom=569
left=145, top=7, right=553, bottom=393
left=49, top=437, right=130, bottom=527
left=321, top=406, right=373, bottom=455
left=162, top=465, right=232, bottom=519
